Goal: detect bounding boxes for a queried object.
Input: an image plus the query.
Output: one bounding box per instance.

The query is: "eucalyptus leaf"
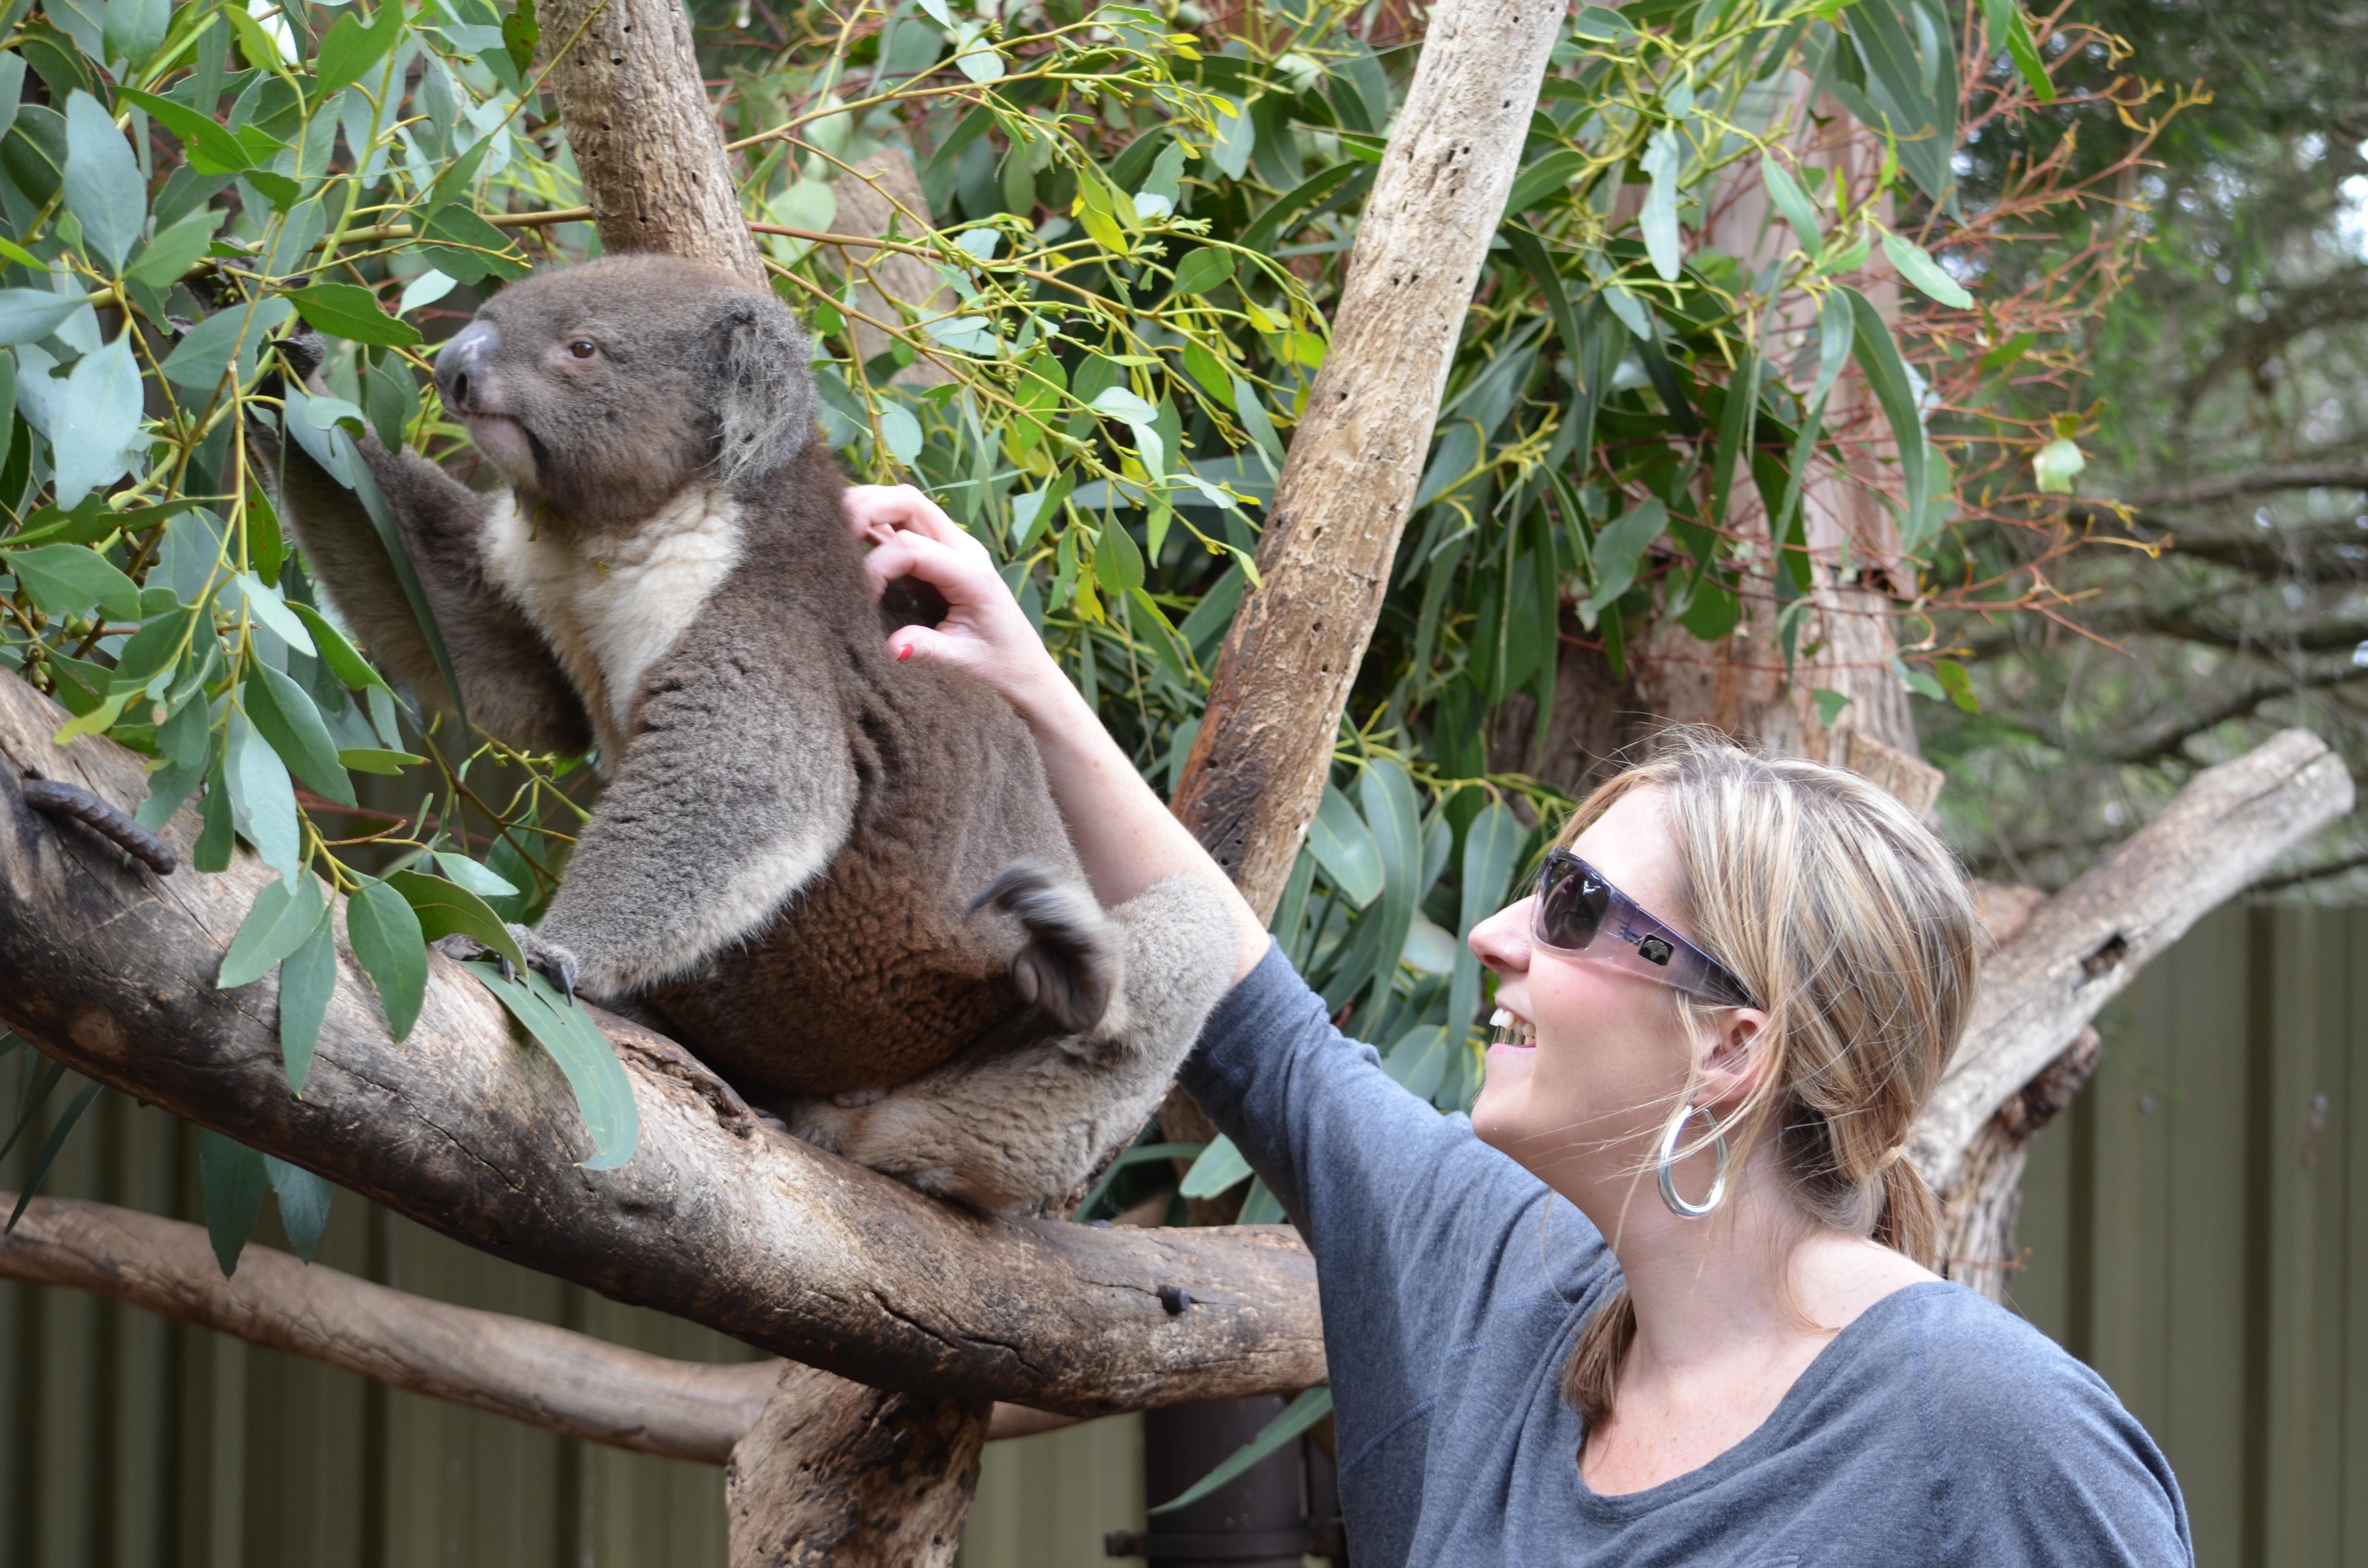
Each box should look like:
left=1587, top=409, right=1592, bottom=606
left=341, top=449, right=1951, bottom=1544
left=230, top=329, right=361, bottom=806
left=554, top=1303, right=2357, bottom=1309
left=263, top=1155, right=333, bottom=1262
left=276, top=910, right=337, bottom=1093
left=1639, top=127, right=1685, bottom=282
left=0, top=289, right=88, bottom=345
left=198, top=1128, right=267, bottom=1276
left=1306, top=784, right=1383, bottom=909
left=3, top=541, right=141, bottom=621
left=435, top=850, right=520, bottom=899
left=49, top=331, right=143, bottom=505
left=1582, top=496, right=1666, bottom=616
left=1150, top=1388, right=1332, bottom=1516
left=218, top=871, right=327, bottom=988
left=1178, top=1133, right=1251, bottom=1199
left=225, top=706, right=303, bottom=881
left=463, top=960, right=640, bottom=1170
left=347, top=878, right=426, bottom=1039
left=62, top=91, right=145, bottom=271
left=245, top=660, right=357, bottom=806
left=385, top=870, right=525, bottom=970
left=1880, top=231, right=1973, bottom=309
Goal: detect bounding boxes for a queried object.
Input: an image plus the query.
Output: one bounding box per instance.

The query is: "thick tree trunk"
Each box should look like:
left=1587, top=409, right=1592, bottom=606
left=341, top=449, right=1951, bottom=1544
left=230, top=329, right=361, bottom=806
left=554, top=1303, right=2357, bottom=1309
left=1172, top=0, right=1566, bottom=917
left=726, top=1365, right=988, bottom=1568
left=538, top=0, right=767, bottom=285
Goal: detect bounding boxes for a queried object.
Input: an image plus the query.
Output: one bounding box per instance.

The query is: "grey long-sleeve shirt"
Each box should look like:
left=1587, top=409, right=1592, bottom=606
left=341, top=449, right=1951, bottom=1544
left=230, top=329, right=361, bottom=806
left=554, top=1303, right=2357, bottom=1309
left=1177, top=943, right=2193, bottom=1566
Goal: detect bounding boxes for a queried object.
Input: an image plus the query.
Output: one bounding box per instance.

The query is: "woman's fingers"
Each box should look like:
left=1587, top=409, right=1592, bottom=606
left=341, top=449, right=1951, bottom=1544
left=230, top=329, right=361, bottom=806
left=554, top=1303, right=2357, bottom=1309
left=861, top=528, right=994, bottom=602
left=843, top=483, right=965, bottom=548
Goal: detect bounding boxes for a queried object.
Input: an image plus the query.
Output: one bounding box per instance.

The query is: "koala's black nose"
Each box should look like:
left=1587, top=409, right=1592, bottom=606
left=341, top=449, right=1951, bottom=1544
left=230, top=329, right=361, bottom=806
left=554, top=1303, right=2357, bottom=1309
left=435, top=321, right=498, bottom=412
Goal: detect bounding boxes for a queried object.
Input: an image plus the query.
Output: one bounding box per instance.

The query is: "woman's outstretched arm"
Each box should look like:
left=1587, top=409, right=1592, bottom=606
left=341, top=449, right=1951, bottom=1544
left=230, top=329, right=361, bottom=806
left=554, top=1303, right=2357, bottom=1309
left=844, top=485, right=1270, bottom=982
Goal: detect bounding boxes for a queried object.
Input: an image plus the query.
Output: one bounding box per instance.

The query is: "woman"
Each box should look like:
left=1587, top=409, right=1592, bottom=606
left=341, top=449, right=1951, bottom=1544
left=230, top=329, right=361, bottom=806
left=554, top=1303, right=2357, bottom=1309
left=846, top=486, right=2191, bottom=1565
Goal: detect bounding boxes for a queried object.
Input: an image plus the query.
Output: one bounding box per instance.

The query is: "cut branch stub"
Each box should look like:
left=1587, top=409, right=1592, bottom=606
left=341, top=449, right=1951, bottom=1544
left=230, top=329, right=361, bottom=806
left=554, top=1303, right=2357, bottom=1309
left=1171, top=0, right=1565, bottom=917
left=0, top=670, right=1321, bottom=1415
left=538, top=0, right=766, bottom=285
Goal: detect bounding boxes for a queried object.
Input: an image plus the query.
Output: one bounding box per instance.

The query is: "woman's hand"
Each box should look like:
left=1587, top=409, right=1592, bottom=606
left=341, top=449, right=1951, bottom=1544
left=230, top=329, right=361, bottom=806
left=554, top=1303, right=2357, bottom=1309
left=842, top=485, right=1068, bottom=719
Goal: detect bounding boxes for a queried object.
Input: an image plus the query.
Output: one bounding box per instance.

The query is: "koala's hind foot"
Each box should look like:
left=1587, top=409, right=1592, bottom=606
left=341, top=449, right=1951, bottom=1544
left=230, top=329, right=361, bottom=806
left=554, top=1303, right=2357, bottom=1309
left=974, top=859, right=1122, bottom=1037
left=788, top=873, right=1234, bottom=1212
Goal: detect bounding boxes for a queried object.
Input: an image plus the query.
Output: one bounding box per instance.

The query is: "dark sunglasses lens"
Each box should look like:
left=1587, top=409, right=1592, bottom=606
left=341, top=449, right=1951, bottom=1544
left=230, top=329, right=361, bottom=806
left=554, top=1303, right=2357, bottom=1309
left=1535, top=859, right=1608, bottom=951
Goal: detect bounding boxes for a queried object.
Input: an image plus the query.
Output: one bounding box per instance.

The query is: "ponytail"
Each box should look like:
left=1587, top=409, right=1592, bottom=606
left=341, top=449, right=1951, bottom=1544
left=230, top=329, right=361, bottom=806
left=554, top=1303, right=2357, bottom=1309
left=1562, top=1285, right=1637, bottom=1430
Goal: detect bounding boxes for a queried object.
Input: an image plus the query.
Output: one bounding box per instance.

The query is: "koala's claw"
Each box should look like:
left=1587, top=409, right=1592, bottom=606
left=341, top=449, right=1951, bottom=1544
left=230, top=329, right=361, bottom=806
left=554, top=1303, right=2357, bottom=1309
left=431, top=926, right=580, bottom=1003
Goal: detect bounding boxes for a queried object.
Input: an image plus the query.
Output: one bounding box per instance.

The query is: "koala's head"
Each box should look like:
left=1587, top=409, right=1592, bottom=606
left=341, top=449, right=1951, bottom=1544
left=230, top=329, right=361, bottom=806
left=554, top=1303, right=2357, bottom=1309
left=432, top=255, right=814, bottom=532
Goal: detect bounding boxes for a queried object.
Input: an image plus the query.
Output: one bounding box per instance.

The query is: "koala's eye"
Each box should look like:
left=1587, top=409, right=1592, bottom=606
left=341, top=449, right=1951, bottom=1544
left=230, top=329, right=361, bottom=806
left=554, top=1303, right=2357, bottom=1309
left=566, top=339, right=599, bottom=360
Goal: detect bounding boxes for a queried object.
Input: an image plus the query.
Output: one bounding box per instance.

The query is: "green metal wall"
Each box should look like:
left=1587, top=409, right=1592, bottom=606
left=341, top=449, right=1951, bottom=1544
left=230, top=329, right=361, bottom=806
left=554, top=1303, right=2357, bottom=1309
left=5, top=903, right=2364, bottom=1565
left=2014, top=905, right=2368, bottom=1567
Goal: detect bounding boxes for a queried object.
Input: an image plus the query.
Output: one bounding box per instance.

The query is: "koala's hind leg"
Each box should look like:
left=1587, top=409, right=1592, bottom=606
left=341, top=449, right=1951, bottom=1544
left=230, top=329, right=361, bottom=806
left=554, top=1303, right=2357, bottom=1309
left=786, top=874, right=1235, bottom=1213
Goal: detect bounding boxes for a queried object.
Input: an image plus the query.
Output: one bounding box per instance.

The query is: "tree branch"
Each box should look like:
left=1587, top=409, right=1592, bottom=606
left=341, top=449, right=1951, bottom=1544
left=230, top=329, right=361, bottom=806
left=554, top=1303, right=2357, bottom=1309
left=1907, top=728, right=2355, bottom=1192
left=2125, top=464, right=2368, bottom=510
left=0, top=671, right=1322, bottom=1417
left=1171, top=0, right=1566, bottom=914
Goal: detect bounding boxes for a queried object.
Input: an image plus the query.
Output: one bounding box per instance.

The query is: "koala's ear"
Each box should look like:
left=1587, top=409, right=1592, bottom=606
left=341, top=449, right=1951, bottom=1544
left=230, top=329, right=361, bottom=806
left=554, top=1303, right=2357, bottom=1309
left=714, top=292, right=817, bottom=491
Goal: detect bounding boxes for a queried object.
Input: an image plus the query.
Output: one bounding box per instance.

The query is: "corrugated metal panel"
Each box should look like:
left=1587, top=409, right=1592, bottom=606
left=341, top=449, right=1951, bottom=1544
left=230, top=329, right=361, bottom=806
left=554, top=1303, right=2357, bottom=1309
left=8, top=903, right=2362, bottom=1564
left=2014, top=904, right=2368, bottom=1566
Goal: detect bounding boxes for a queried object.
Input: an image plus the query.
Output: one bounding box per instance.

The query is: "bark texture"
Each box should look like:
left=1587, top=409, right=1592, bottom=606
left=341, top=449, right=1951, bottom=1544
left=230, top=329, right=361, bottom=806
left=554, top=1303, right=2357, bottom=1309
left=727, top=1364, right=989, bottom=1568
left=1907, top=727, right=2355, bottom=1190
left=539, top=0, right=766, bottom=284
left=0, top=1192, right=773, bottom=1462
left=1171, top=0, right=1565, bottom=916
left=0, top=670, right=1322, bottom=1416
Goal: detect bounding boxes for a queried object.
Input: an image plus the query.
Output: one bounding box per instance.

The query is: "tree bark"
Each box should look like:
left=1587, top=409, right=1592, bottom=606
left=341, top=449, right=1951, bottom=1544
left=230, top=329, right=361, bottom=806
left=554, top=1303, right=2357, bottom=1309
left=726, top=1364, right=988, bottom=1568
left=538, top=0, right=767, bottom=285
left=1907, top=727, right=2355, bottom=1190
left=1171, top=0, right=1566, bottom=917
left=0, top=670, right=1322, bottom=1416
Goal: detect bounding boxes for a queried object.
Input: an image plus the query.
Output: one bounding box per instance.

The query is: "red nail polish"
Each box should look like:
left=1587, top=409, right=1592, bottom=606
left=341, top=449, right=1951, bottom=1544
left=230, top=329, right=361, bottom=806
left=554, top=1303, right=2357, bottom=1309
left=896, top=644, right=912, bottom=662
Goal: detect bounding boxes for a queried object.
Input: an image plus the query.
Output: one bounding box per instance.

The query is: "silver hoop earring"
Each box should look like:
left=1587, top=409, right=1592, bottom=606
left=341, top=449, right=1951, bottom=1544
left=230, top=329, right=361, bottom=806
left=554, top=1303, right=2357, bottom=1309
left=1656, top=1102, right=1730, bottom=1219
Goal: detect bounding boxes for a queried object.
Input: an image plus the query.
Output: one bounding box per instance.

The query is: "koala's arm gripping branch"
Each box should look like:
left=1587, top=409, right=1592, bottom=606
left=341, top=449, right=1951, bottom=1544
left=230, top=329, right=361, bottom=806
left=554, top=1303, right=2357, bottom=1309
left=261, top=420, right=592, bottom=757
left=0, top=667, right=1325, bottom=1412
left=533, top=623, right=856, bottom=997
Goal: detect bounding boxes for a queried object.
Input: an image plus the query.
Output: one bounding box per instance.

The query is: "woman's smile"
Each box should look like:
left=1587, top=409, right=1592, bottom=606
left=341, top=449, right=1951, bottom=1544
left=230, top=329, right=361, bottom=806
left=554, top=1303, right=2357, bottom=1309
left=1488, top=1005, right=1538, bottom=1055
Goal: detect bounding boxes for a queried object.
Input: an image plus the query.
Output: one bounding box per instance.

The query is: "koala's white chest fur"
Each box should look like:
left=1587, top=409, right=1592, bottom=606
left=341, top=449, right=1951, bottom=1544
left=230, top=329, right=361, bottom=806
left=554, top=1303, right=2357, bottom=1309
left=479, top=485, right=745, bottom=759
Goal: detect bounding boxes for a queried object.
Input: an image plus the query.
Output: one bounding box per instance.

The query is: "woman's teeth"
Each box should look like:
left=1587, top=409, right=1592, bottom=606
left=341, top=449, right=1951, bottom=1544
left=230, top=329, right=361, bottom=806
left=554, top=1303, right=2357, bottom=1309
left=1489, top=1007, right=1536, bottom=1048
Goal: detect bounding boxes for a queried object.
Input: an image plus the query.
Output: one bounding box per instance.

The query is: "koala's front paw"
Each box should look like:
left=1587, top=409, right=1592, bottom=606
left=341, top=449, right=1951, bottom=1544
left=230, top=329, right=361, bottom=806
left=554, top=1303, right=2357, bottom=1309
left=507, top=924, right=581, bottom=1002
left=429, top=926, right=580, bottom=1001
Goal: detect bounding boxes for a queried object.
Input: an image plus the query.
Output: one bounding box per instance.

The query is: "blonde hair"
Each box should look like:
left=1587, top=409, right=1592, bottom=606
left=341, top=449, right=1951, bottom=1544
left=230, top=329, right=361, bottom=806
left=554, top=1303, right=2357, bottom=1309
left=1556, top=730, right=1978, bottom=1429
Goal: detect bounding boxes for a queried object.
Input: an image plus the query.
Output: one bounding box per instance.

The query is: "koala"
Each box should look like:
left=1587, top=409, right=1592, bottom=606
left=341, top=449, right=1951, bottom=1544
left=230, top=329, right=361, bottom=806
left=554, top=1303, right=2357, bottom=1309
left=255, top=254, right=1233, bottom=1212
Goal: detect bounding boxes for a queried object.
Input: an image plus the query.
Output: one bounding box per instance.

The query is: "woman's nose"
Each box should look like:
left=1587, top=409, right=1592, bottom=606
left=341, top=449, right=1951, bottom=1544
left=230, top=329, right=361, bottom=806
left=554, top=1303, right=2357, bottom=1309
left=1468, top=896, right=1534, bottom=975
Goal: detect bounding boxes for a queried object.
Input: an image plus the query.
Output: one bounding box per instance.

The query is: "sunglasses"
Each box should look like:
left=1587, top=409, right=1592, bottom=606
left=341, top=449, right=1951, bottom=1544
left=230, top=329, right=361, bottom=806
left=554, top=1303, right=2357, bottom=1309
left=1528, top=851, right=1757, bottom=1008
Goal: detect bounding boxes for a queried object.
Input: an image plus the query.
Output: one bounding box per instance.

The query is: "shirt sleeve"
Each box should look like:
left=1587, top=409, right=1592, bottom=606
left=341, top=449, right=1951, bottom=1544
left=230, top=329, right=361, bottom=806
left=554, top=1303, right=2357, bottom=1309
left=1177, top=943, right=1606, bottom=1396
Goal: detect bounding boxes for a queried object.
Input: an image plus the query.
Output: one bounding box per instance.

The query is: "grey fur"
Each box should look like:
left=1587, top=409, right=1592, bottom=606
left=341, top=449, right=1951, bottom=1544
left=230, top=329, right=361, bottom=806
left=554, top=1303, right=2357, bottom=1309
left=259, top=255, right=1233, bottom=1210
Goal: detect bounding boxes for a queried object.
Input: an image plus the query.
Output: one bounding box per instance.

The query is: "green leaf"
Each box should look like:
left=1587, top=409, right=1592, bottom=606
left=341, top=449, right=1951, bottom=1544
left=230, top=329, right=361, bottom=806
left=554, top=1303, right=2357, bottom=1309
left=3, top=541, right=141, bottom=621
left=1582, top=496, right=1665, bottom=617
left=337, top=747, right=420, bottom=775
left=115, top=86, right=254, bottom=175
left=1639, top=127, right=1684, bottom=282
left=315, top=0, right=404, bottom=97
left=1503, top=147, right=1588, bottom=216
left=337, top=429, right=469, bottom=735
left=198, top=1128, right=267, bottom=1276
left=1880, top=231, right=1973, bottom=309
left=1978, top=0, right=2054, bottom=101
left=1839, top=285, right=1928, bottom=525
left=276, top=906, right=337, bottom=1094
left=287, top=601, right=392, bottom=692
left=0, top=289, right=89, bottom=344
left=434, top=850, right=520, bottom=899
left=500, top=0, right=540, bottom=80
left=160, top=296, right=294, bottom=393
left=1933, top=658, right=1979, bottom=714
left=1097, top=521, right=1144, bottom=594
left=1978, top=331, right=2035, bottom=373
left=0, top=1057, right=67, bottom=1164
left=263, top=1155, right=332, bottom=1262
left=876, top=402, right=922, bottom=466
left=1238, top=162, right=1366, bottom=257
left=62, top=90, right=145, bottom=272
left=124, top=208, right=224, bottom=289
left=5, top=1075, right=102, bottom=1234
left=1150, top=1388, right=1333, bottom=1516
left=1811, top=687, right=1852, bottom=728
left=2033, top=435, right=2084, bottom=494
left=347, top=879, right=426, bottom=1040
left=1306, top=784, right=1383, bottom=909
left=225, top=705, right=303, bottom=881
left=1178, top=1133, right=1251, bottom=1199
left=218, top=872, right=327, bottom=989
left=463, top=960, right=640, bottom=1170
left=245, top=661, right=356, bottom=806
left=286, top=282, right=422, bottom=347
left=1171, top=246, right=1233, bottom=297
left=194, top=753, right=234, bottom=871
left=1383, top=1023, right=1449, bottom=1099
left=227, top=570, right=318, bottom=656
left=103, top=0, right=170, bottom=68
left=49, top=331, right=144, bottom=505
left=385, top=870, right=525, bottom=971
left=1448, top=800, right=1521, bottom=1041
left=1759, top=152, right=1821, bottom=249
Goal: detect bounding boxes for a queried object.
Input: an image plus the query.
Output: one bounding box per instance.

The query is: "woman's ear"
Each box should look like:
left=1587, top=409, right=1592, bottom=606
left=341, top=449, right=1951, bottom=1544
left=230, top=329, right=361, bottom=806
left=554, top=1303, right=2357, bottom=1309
left=1696, top=1005, right=1771, bottom=1111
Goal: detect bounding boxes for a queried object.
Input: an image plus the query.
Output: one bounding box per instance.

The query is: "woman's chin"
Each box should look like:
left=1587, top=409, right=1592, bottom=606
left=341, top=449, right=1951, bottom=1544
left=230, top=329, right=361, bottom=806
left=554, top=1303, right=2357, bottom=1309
left=1470, top=1052, right=1535, bottom=1148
